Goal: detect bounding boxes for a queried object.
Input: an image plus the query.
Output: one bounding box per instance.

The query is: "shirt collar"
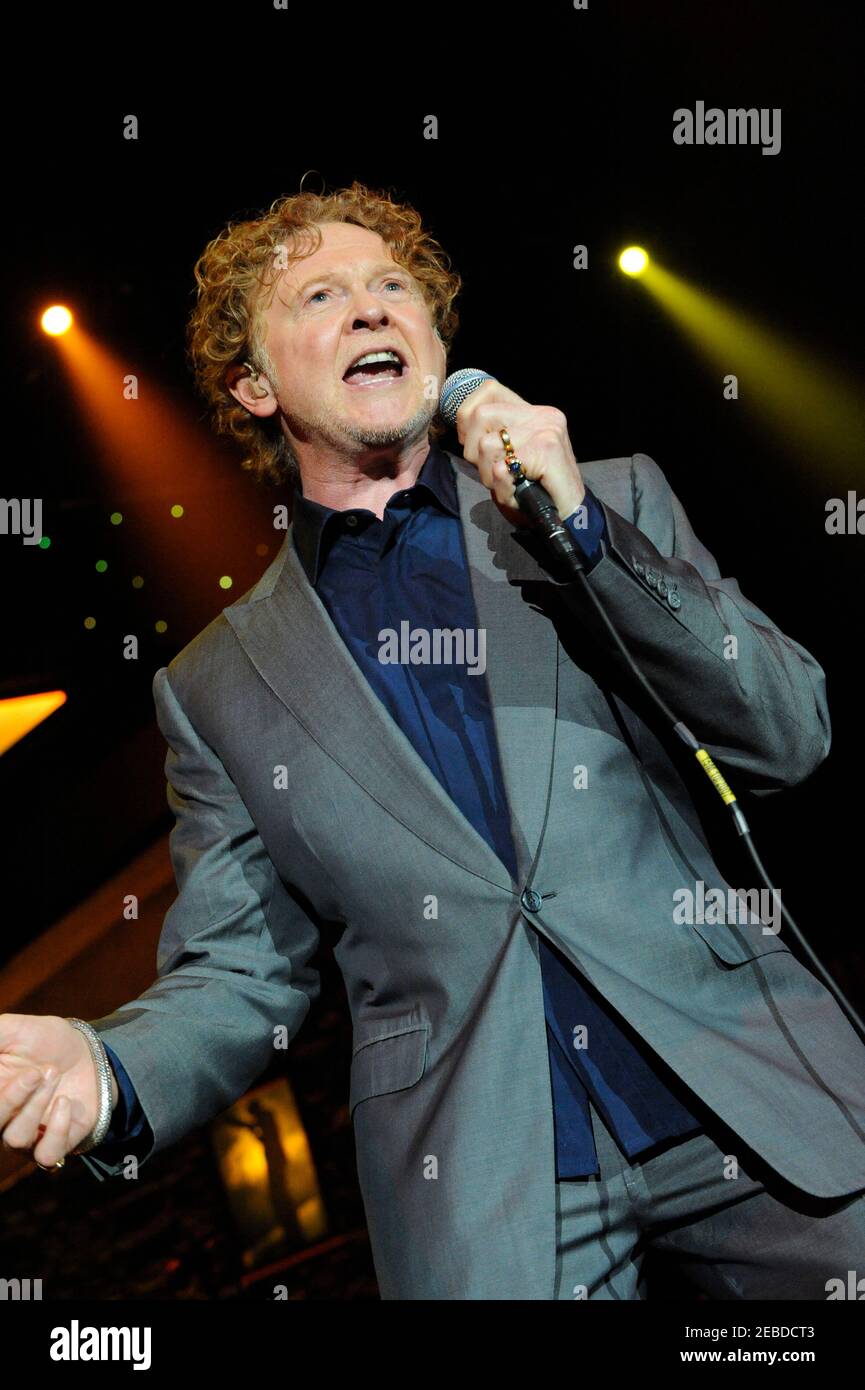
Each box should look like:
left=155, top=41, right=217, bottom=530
left=290, top=440, right=459, bottom=585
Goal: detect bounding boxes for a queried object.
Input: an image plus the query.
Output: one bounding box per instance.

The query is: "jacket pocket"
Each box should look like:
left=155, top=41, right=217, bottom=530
left=687, top=918, right=792, bottom=967
left=349, top=1008, right=430, bottom=1119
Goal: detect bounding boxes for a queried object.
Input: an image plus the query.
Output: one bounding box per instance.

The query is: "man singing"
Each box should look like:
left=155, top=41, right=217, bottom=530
left=2, top=181, right=864, bottom=1300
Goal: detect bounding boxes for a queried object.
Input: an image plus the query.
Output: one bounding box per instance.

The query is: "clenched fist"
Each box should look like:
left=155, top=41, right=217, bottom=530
left=0, top=1013, right=118, bottom=1169
left=454, top=380, right=585, bottom=527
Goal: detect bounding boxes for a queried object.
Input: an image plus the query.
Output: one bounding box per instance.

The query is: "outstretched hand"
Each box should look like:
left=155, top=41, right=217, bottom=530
left=0, top=1013, right=114, bottom=1169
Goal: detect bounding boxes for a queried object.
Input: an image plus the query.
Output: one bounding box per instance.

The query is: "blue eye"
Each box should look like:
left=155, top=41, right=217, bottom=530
left=306, top=279, right=406, bottom=306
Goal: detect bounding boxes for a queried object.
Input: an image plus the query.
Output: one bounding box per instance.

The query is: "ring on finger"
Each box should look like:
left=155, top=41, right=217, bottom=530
left=498, top=427, right=523, bottom=476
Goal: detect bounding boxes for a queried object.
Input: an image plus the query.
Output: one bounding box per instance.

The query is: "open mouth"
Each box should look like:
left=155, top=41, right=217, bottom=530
left=342, top=348, right=408, bottom=387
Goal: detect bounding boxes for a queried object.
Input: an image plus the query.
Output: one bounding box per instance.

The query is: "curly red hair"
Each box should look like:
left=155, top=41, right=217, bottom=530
left=185, top=180, right=462, bottom=486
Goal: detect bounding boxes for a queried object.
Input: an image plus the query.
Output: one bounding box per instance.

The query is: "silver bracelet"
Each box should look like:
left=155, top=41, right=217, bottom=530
left=65, top=1018, right=115, bottom=1155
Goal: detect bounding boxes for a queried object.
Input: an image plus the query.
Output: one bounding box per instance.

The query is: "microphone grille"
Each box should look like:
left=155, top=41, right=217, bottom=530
left=438, top=368, right=494, bottom=426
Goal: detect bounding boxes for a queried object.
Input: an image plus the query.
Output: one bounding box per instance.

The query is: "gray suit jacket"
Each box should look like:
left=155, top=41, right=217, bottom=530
left=83, top=448, right=865, bottom=1299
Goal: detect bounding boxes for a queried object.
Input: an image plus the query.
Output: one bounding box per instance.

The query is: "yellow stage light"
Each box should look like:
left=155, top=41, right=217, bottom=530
left=41, top=305, right=73, bottom=335
left=0, top=691, right=67, bottom=756
left=617, top=253, right=865, bottom=477
left=619, top=247, right=649, bottom=276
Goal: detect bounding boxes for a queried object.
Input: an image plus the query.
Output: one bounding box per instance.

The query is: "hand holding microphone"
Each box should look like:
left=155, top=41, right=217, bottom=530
left=439, top=369, right=586, bottom=524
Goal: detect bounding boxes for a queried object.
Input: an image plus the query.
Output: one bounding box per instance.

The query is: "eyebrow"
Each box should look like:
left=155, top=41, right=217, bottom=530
left=291, top=263, right=412, bottom=301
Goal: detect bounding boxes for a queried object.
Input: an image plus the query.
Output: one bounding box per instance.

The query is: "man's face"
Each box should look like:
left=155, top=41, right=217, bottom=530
left=253, top=221, right=447, bottom=458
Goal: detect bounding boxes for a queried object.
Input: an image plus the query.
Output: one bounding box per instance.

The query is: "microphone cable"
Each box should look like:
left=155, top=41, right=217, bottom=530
left=440, top=368, right=865, bottom=1044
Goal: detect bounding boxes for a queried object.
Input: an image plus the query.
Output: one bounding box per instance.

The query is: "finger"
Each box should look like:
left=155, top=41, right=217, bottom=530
left=0, top=1067, right=50, bottom=1138
left=490, top=457, right=517, bottom=507
left=32, top=1090, right=75, bottom=1170
left=463, top=416, right=522, bottom=470
left=0, top=1066, right=59, bottom=1149
left=472, top=434, right=503, bottom=490
left=454, top=379, right=523, bottom=426
left=468, top=426, right=524, bottom=493
left=455, top=382, right=525, bottom=445
left=459, top=392, right=532, bottom=458
left=470, top=432, right=521, bottom=502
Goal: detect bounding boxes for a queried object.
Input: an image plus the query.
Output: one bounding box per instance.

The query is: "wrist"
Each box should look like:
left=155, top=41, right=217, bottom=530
left=65, top=1018, right=115, bottom=1153
left=558, top=482, right=586, bottom=518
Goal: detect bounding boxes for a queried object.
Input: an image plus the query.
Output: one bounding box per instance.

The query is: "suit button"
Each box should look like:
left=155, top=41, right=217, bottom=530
left=657, top=579, right=668, bottom=597
left=667, top=590, right=682, bottom=610
left=521, top=888, right=543, bottom=913
left=634, top=561, right=645, bottom=576
left=645, top=568, right=658, bottom=587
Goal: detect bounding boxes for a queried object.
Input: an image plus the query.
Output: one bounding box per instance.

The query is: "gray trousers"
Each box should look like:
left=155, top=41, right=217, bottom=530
left=554, top=1100, right=865, bottom=1300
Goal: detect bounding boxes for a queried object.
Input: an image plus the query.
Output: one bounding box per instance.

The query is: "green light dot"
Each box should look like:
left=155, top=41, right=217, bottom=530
left=219, top=575, right=233, bottom=590
left=39, top=535, right=51, bottom=549
left=84, top=616, right=96, bottom=629
left=95, top=559, right=108, bottom=573
left=155, top=620, right=168, bottom=633
left=110, top=512, right=123, bottom=525
left=132, top=575, right=144, bottom=588
left=170, top=504, right=184, bottom=518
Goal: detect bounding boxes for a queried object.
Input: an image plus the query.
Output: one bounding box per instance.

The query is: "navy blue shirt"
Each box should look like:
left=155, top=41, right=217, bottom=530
left=97, top=441, right=702, bottom=1178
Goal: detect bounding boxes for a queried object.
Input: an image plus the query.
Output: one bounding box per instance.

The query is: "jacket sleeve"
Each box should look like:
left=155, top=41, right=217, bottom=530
left=79, top=1043, right=153, bottom=1181
left=78, top=664, right=322, bottom=1181
left=549, top=452, right=831, bottom=794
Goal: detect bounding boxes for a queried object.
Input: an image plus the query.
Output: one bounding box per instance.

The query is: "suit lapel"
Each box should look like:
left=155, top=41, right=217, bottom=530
left=449, top=452, right=559, bottom=887
left=224, top=448, right=559, bottom=893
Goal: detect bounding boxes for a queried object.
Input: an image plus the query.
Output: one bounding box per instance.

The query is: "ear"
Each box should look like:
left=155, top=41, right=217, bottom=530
left=226, top=363, right=279, bottom=418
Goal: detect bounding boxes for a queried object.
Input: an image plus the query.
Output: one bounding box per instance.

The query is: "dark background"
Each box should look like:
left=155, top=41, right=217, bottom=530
left=5, top=1, right=861, bottom=972
left=0, top=0, right=862, bottom=1299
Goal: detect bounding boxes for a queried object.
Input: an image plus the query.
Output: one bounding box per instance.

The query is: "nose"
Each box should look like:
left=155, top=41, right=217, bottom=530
left=351, top=300, right=389, bottom=329
left=345, top=278, right=395, bottom=328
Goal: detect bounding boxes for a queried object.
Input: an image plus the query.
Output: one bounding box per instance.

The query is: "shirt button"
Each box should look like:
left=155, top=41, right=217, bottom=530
left=520, top=888, right=543, bottom=913
left=345, top=514, right=358, bottom=528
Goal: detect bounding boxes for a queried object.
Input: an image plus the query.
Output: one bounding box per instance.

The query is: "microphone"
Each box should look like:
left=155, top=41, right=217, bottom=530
left=438, top=368, right=585, bottom=576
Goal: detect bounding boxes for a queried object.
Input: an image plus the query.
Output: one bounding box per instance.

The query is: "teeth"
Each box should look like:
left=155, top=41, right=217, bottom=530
left=347, top=350, right=402, bottom=370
